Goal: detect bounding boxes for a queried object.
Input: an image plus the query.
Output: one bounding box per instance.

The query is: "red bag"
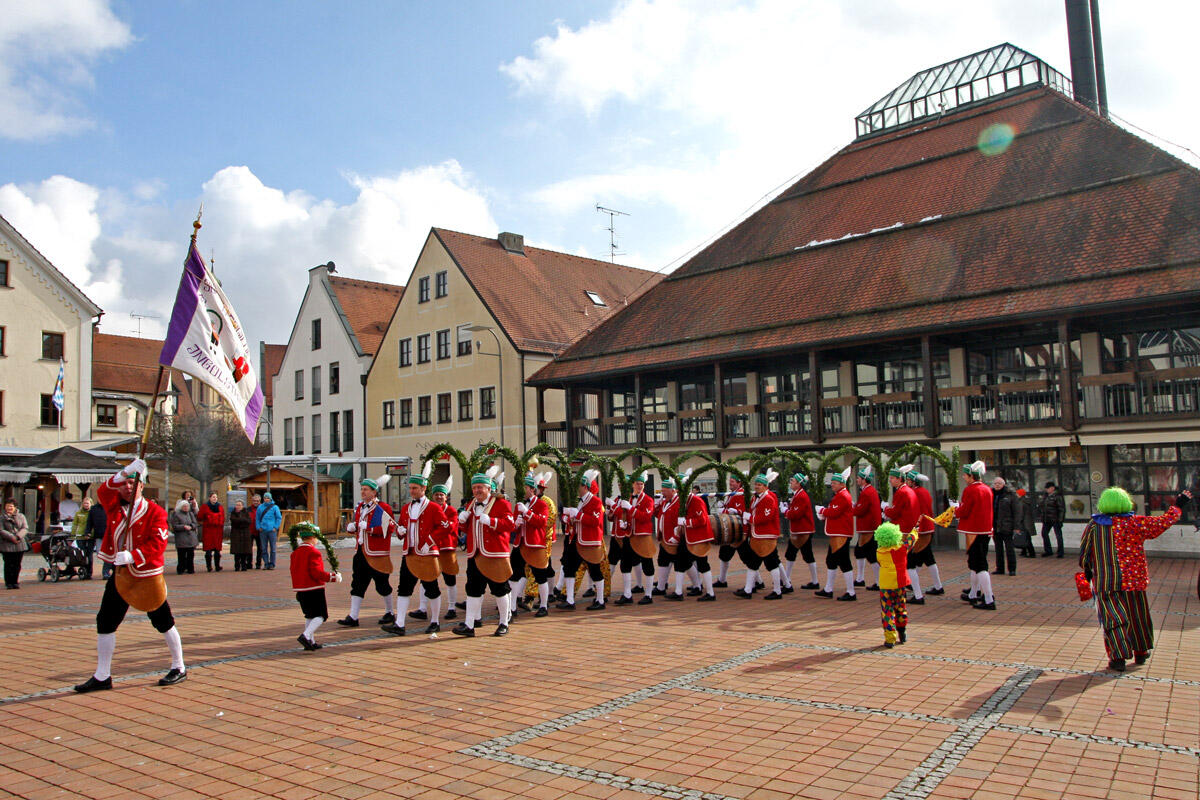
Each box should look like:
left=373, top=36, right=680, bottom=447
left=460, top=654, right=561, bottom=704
left=1074, top=571, right=1092, bottom=602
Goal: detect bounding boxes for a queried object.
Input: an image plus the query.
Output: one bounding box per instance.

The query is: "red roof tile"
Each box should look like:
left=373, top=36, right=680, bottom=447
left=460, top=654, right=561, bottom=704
left=259, top=343, right=286, bottom=407
left=532, top=86, right=1200, bottom=384
left=328, top=276, right=404, bottom=356
left=92, top=332, right=196, bottom=415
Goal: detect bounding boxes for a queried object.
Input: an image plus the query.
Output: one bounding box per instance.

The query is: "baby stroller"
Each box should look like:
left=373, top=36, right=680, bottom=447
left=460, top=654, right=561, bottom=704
left=36, top=530, right=90, bottom=582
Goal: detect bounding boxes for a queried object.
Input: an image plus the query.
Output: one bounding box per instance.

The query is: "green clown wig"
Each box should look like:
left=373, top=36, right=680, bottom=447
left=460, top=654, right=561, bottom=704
left=1096, top=487, right=1134, bottom=515
left=874, top=521, right=903, bottom=550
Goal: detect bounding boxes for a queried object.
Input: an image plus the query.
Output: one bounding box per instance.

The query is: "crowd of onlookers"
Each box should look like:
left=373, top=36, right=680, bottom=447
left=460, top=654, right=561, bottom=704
left=988, top=478, right=1069, bottom=576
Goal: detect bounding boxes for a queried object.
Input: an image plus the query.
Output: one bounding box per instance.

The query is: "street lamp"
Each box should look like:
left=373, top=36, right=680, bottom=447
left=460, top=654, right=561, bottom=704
left=466, top=324, right=504, bottom=449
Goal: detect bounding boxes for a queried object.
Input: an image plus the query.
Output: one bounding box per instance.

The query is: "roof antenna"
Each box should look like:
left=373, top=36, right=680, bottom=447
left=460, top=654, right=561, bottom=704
left=129, top=311, right=161, bottom=337
left=596, top=204, right=628, bottom=263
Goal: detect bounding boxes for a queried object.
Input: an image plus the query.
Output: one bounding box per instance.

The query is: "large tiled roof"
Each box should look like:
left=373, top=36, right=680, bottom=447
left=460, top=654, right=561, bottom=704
left=259, top=343, right=286, bottom=407
left=434, top=228, right=662, bottom=354
left=328, top=276, right=404, bottom=356
left=531, top=86, right=1200, bottom=383
left=92, top=331, right=196, bottom=415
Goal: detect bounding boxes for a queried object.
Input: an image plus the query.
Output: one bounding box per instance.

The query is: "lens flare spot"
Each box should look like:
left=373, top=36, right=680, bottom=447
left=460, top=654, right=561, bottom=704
left=977, top=123, right=1015, bottom=156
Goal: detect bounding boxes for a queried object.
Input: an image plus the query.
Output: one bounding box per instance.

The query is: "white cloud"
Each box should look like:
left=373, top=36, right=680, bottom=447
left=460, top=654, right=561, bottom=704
left=0, top=0, right=133, bottom=139
left=0, top=162, right=497, bottom=348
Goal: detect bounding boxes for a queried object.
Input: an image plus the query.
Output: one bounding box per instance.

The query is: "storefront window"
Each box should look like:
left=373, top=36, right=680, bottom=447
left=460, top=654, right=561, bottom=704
left=1107, top=443, right=1197, bottom=522
left=974, top=447, right=1092, bottom=521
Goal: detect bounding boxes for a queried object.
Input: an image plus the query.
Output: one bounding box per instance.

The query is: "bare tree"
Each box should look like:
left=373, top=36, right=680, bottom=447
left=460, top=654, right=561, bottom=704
left=149, top=411, right=269, bottom=497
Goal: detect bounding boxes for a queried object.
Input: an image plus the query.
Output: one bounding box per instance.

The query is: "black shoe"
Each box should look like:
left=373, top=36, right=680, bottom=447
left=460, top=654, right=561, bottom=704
left=992, top=569, right=1005, bottom=575
left=665, top=593, right=684, bottom=601
left=651, top=588, right=665, bottom=596
left=781, top=585, right=794, bottom=594
left=927, top=587, right=945, bottom=595
left=158, top=668, right=187, bottom=687
left=516, top=598, right=531, bottom=611
left=615, top=595, right=634, bottom=606
left=884, top=641, right=895, bottom=648
left=74, top=676, right=112, bottom=693
left=206, top=566, right=212, bottom=573
left=550, top=589, right=564, bottom=601
left=733, top=589, right=753, bottom=599
left=408, top=609, right=428, bottom=621
left=697, top=593, right=716, bottom=602
left=898, top=628, right=907, bottom=644
left=866, top=585, right=879, bottom=592
left=974, top=601, right=996, bottom=610
left=586, top=601, right=605, bottom=611
left=493, top=624, right=509, bottom=637
left=425, top=622, right=440, bottom=634
left=383, top=624, right=406, bottom=636
left=535, top=607, right=549, bottom=617
left=556, top=601, right=575, bottom=610
left=582, top=588, right=595, bottom=598
left=444, top=609, right=457, bottom=620
left=686, top=587, right=702, bottom=597
left=854, top=580, right=865, bottom=587
left=908, top=597, right=925, bottom=605
left=378, top=613, right=396, bottom=626
left=1008, top=571, right=1016, bottom=576
left=960, top=590, right=972, bottom=601
left=800, top=582, right=820, bottom=590
left=451, top=623, right=475, bottom=637
left=763, top=592, right=783, bottom=600
left=813, top=590, right=834, bottom=598
left=1134, top=651, right=1149, bottom=665
left=836, top=593, right=857, bottom=601
left=637, top=596, right=653, bottom=605
left=455, top=601, right=467, bottom=610
left=215, top=566, right=223, bottom=572
left=336, top=616, right=359, bottom=627
left=631, top=586, right=643, bottom=594
left=1107, top=658, right=1126, bottom=672
left=298, top=634, right=317, bottom=651
left=1056, top=553, right=1064, bottom=559
left=712, top=580, right=728, bottom=588
left=1041, top=552, right=1053, bottom=558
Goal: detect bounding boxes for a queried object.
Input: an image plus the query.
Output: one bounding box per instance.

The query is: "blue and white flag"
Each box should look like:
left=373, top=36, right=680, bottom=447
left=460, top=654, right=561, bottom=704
left=51, top=359, right=65, bottom=412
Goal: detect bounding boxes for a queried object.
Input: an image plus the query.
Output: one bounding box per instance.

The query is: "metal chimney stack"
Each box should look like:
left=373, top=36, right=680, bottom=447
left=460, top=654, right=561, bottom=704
left=1065, top=0, right=1108, bottom=117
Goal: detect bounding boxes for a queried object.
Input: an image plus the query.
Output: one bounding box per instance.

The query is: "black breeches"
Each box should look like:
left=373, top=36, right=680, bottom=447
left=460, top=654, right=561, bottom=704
left=641, top=557, right=654, bottom=576
left=854, top=538, right=878, bottom=563
left=442, top=570, right=457, bottom=586
left=693, top=555, right=711, bottom=574
left=96, top=577, right=174, bottom=634
left=673, top=546, right=694, bottom=572
left=531, top=565, right=554, bottom=583
left=510, top=546, right=527, bottom=577
left=909, top=546, right=936, bottom=567
left=617, top=540, right=639, bottom=573
left=718, top=544, right=736, bottom=563
left=586, top=560, right=604, bottom=581
left=826, top=543, right=852, bottom=572
left=396, top=559, right=441, bottom=599
left=761, top=547, right=781, bottom=571
left=465, top=557, right=511, bottom=597
left=297, top=590, right=329, bottom=620
left=784, top=536, right=815, bottom=564
left=349, top=548, right=392, bottom=598
left=656, top=547, right=674, bottom=567
left=561, top=540, right=582, bottom=575
left=967, top=536, right=990, bottom=572
left=607, top=536, right=620, bottom=566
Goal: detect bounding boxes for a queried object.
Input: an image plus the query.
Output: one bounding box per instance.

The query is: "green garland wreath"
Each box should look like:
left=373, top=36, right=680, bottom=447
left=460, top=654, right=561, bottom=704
left=287, top=521, right=340, bottom=573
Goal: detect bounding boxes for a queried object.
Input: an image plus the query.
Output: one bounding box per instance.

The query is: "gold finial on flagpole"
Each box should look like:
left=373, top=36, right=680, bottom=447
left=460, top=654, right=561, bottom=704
left=191, top=204, right=203, bottom=244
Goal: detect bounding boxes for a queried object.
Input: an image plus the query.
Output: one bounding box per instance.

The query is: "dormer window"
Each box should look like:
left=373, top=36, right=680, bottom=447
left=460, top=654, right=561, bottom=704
left=585, top=291, right=606, bottom=307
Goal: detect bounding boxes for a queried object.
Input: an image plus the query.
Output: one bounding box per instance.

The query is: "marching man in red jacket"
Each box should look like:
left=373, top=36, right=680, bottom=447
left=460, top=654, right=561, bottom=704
left=338, top=475, right=398, bottom=628
left=291, top=523, right=341, bottom=650
left=511, top=469, right=554, bottom=616
left=854, top=465, right=883, bottom=590
left=679, top=477, right=717, bottom=602
left=781, top=473, right=819, bottom=591
left=561, top=469, right=607, bottom=610
left=617, top=471, right=657, bottom=605
left=905, top=471, right=944, bottom=601
left=654, top=475, right=683, bottom=595
left=815, top=467, right=857, bottom=601
left=75, top=458, right=188, bottom=692
left=384, top=463, right=445, bottom=637
left=738, top=470, right=783, bottom=600
left=452, top=466, right=515, bottom=637
left=956, top=460, right=996, bottom=610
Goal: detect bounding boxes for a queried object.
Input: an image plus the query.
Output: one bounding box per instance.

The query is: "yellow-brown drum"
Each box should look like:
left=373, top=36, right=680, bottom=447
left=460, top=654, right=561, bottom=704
left=476, top=554, right=513, bottom=583
left=577, top=543, right=605, bottom=565
left=438, top=550, right=459, bottom=575
left=749, top=536, right=778, bottom=557
left=114, top=566, right=168, bottom=612
left=520, top=543, right=549, bottom=570
left=630, top=533, right=656, bottom=559
left=365, top=554, right=393, bottom=574
left=709, top=514, right=745, bottom=548
left=406, top=553, right=440, bottom=582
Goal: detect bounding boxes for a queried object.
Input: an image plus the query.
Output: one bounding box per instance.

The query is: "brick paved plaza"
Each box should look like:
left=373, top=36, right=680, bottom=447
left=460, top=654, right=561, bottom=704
left=0, top=546, right=1196, bottom=800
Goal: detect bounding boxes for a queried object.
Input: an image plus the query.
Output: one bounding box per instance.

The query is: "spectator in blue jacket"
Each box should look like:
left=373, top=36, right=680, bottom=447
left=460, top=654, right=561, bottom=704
left=255, top=492, right=282, bottom=570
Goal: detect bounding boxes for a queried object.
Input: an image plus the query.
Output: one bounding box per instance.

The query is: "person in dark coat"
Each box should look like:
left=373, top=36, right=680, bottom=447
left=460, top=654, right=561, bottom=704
left=84, top=497, right=109, bottom=578
left=1014, top=489, right=1038, bottom=558
left=1040, top=481, right=1067, bottom=558
left=170, top=500, right=199, bottom=574
left=1, top=499, right=29, bottom=589
left=229, top=500, right=254, bottom=571
left=991, top=476, right=1018, bottom=576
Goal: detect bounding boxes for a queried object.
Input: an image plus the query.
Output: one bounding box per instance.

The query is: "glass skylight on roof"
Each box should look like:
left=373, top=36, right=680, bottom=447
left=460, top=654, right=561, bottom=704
left=585, top=290, right=606, bottom=306
left=855, top=43, right=1071, bottom=139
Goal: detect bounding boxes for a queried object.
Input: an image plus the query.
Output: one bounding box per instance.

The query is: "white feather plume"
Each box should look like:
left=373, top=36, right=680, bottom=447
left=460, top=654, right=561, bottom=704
left=444, top=475, right=454, bottom=493
left=970, top=460, right=986, bottom=474
left=495, top=471, right=505, bottom=489
left=485, top=464, right=501, bottom=480
left=421, top=460, right=433, bottom=480
left=539, top=470, right=554, bottom=486
left=765, top=468, right=779, bottom=485
left=374, top=474, right=390, bottom=489
left=840, top=466, right=852, bottom=482
left=582, top=468, right=600, bottom=485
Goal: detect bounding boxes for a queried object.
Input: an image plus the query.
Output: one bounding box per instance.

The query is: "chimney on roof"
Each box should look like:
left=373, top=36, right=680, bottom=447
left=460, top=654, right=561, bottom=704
left=498, top=232, right=525, bottom=255
left=1064, top=0, right=1108, bottom=118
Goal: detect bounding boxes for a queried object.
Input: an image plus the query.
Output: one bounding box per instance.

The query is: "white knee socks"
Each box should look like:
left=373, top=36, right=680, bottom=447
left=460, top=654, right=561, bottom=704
left=349, top=594, right=363, bottom=620
left=593, top=579, right=605, bottom=605
left=870, top=562, right=879, bottom=587
left=95, top=632, right=116, bottom=681
left=496, top=594, right=511, bottom=626
left=929, top=565, right=942, bottom=589
left=642, top=569, right=655, bottom=594
left=808, top=562, right=820, bottom=585
left=655, top=565, right=670, bottom=590
left=702, top=570, right=714, bottom=597
left=855, top=558, right=866, bottom=582
left=842, top=570, right=856, bottom=596
left=674, top=572, right=685, bottom=595
left=538, top=582, right=550, bottom=610
left=383, top=594, right=395, bottom=615
left=395, top=594, right=410, bottom=623
left=977, top=571, right=994, bottom=603
left=465, top=596, right=483, bottom=630
left=823, top=570, right=837, bottom=593
left=718, top=559, right=731, bottom=583
left=565, top=577, right=576, bottom=605
left=428, top=596, right=441, bottom=621
left=687, top=565, right=700, bottom=588
left=770, top=566, right=782, bottom=594
left=446, top=584, right=457, bottom=608
left=743, top=569, right=757, bottom=594
left=418, top=591, right=428, bottom=613
left=969, top=572, right=980, bottom=599
left=303, top=616, right=324, bottom=640
left=621, top=570, right=633, bottom=599
left=907, top=569, right=923, bottom=599
left=781, top=558, right=795, bottom=588
left=162, top=626, right=185, bottom=671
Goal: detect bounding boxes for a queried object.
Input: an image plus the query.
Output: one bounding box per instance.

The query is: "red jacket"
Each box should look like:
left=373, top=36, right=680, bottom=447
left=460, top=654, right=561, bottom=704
left=683, top=493, right=712, bottom=545
left=97, top=473, right=170, bottom=577
left=823, top=488, right=854, bottom=537
left=572, top=493, right=605, bottom=546
left=783, top=489, right=815, bottom=535
left=957, top=481, right=994, bottom=535
left=197, top=504, right=225, bottom=551
left=516, top=495, right=550, bottom=548
left=351, top=501, right=397, bottom=557
left=854, top=483, right=882, bottom=534
left=399, top=497, right=442, bottom=556
left=915, top=486, right=935, bottom=534
left=720, top=492, right=745, bottom=516
left=290, top=541, right=333, bottom=591
left=626, top=492, right=655, bottom=537
left=463, top=494, right=514, bottom=557
left=884, top=484, right=920, bottom=533
left=657, top=494, right=682, bottom=546
left=433, top=503, right=458, bottom=552
left=749, top=490, right=780, bottom=539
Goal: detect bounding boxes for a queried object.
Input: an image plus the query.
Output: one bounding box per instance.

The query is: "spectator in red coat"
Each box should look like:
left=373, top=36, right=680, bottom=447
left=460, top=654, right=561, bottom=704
left=197, top=492, right=226, bottom=572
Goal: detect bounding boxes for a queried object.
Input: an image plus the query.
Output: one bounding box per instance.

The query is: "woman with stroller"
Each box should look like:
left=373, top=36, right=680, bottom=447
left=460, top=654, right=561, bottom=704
left=170, top=499, right=199, bottom=574
left=197, top=492, right=226, bottom=572
left=229, top=499, right=254, bottom=571
left=1, top=499, right=29, bottom=589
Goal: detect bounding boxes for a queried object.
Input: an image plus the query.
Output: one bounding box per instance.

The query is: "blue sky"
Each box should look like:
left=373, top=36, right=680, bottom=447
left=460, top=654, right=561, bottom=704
left=1, top=1, right=1197, bottom=350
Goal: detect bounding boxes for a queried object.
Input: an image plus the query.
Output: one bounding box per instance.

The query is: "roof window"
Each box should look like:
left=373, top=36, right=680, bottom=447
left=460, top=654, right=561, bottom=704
left=585, top=291, right=606, bottom=307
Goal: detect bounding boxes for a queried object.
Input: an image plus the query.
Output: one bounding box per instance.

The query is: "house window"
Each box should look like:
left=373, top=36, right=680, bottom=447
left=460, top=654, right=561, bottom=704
left=585, top=290, right=606, bottom=307
left=418, top=276, right=430, bottom=303
left=284, top=418, right=293, bottom=454
left=973, top=446, right=1092, bottom=522
left=0, top=326, right=6, bottom=356
left=436, top=329, right=450, bottom=360
left=418, top=396, right=431, bottom=426
left=437, top=393, right=451, bottom=423
left=382, top=400, right=395, bottom=429
left=0, top=260, right=8, bottom=286
left=342, top=410, right=354, bottom=451
left=294, top=416, right=304, bottom=455
left=417, top=334, right=430, bottom=364
left=0, top=391, right=4, bottom=426
left=399, top=398, right=412, bottom=427
left=312, top=414, right=322, bottom=454
left=96, top=403, right=117, bottom=427
left=1108, top=443, right=1199, bottom=524
left=41, top=331, right=64, bottom=360
left=678, top=374, right=715, bottom=441
left=329, top=362, right=340, bottom=395
left=480, top=387, right=496, bottom=419
left=312, top=365, right=322, bottom=405
left=311, top=319, right=321, bottom=350
left=457, top=325, right=472, bottom=356
left=458, top=390, right=472, bottom=421
left=294, top=370, right=304, bottom=400
left=329, top=411, right=340, bottom=452
left=435, top=271, right=448, bottom=298
left=399, top=338, right=412, bottom=367
left=642, top=382, right=671, bottom=443
left=40, top=394, right=62, bottom=427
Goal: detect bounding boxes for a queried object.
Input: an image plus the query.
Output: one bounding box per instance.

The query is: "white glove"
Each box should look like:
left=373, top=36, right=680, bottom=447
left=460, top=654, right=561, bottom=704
left=516, top=502, right=527, bottom=514
left=357, top=520, right=367, bottom=532
left=479, top=514, right=492, bottom=527
left=331, top=572, right=342, bottom=583
left=606, top=495, right=618, bottom=508
left=458, top=510, right=469, bottom=524
left=881, top=502, right=891, bottom=511
left=121, top=457, right=147, bottom=479
left=346, top=522, right=356, bottom=533
left=815, top=505, right=826, bottom=518
left=114, top=550, right=134, bottom=566
left=742, top=512, right=751, bottom=523
left=949, top=501, right=960, bottom=509
left=564, top=508, right=578, bottom=519
left=619, top=500, right=631, bottom=510
left=677, top=516, right=686, bottom=527
left=619, top=520, right=628, bottom=529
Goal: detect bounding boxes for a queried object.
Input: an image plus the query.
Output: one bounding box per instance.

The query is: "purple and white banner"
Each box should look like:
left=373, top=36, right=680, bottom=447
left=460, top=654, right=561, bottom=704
left=159, top=242, right=264, bottom=441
